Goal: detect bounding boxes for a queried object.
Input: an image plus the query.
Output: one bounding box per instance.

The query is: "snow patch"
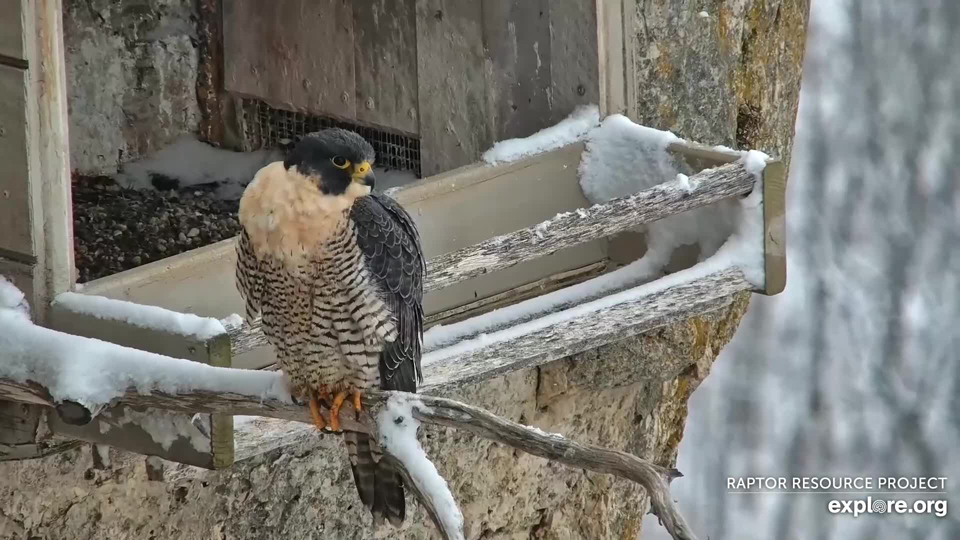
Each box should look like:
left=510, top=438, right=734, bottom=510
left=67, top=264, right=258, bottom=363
left=0, top=288, right=291, bottom=411
left=528, top=426, right=565, bottom=439
left=114, top=135, right=282, bottom=199
left=378, top=395, right=464, bottom=539
left=578, top=114, right=741, bottom=275
left=744, top=150, right=770, bottom=176
left=578, top=114, right=681, bottom=203
left=0, top=277, right=29, bottom=321
left=54, top=292, right=226, bottom=341
left=99, top=407, right=210, bottom=453
left=222, top=313, right=245, bottom=330
left=482, top=105, right=600, bottom=165
left=0, top=278, right=25, bottom=309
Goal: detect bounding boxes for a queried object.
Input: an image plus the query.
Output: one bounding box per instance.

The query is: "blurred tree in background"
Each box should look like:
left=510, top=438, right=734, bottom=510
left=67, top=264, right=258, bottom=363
left=647, top=0, right=960, bottom=538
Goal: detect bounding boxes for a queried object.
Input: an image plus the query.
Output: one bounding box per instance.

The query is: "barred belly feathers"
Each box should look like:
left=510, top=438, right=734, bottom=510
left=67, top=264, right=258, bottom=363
left=234, top=128, right=425, bottom=527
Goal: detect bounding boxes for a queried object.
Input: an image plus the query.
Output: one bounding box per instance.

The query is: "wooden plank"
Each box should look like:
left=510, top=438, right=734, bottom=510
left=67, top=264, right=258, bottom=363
left=424, top=261, right=609, bottom=328
left=421, top=267, right=749, bottom=392
left=0, top=65, right=36, bottom=258
left=415, top=0, right=490, bottom=176
left=408, top=143, right=604, bottom=316
left=762, top=160, right=787, bottom=295
left=596, top=0, right=627, bottom=116
left=481, top=0, right=553, bottom=141
left=352, top=0, right=419, bottom=135
left=196, top=0, right=227, bottom=146
left=0, top=0, right=27, bottom=62
left=32, top=0, right=74, bottom=310
left=424, top=160, right=756, bottom=294
left=48, top=408, right=218, bottom=469
left=0, top=401, right=82, bottom=461
left=546, top=0, right=600, bottom=124
left=47, top=300, right=235, bottom=469
left=223, top=0, right=356, bottom=120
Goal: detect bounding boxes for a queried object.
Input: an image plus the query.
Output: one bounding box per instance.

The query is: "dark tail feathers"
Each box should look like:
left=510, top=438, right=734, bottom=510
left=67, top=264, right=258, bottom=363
left=344, top=430, right=406, bottom=526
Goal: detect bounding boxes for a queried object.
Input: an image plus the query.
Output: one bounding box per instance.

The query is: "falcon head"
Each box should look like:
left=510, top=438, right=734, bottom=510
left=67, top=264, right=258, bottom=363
left=284, top=128, right=376, bottom=197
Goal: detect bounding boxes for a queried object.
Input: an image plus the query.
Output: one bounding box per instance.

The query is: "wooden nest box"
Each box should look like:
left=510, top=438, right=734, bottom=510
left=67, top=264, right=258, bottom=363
left=224, top=0, right=628, bottom=177
left=1, top=0, right=787, bottom=478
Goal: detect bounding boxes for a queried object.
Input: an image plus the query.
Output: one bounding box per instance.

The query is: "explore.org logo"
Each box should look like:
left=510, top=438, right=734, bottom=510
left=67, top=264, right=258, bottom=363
left=827, top=496, right=947, bottom=518
left=726, top=476, right=949, bottom=519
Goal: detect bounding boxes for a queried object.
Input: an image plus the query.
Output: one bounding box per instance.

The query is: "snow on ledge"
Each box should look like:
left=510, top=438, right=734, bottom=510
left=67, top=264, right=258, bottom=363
left=0, top=277, right=30, bottom=321
left=378, top=394, right=464, bottom=539
left=423, top=153, right=768, bottom=364
left=54, top=292, right=226, bottom=341
left=114, top=135, right=282, bottom=199
left=481, top=105, right=600, bottom=165
left=0, top=291, right=290, bottom=410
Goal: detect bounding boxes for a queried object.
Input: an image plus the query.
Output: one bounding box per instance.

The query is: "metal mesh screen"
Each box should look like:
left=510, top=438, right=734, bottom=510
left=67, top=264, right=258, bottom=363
left=238, top=98, right=421, bottom=177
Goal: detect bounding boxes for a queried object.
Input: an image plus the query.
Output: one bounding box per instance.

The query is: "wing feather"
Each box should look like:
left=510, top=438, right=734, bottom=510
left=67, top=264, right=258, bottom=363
left=235, top=229, right=264, bottom=321
left=351, top=193, right=425, bottom=392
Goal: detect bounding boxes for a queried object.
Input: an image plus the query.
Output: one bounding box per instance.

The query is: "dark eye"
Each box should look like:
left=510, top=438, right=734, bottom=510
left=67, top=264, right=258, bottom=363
left=332, top=156, right=350, bottom=169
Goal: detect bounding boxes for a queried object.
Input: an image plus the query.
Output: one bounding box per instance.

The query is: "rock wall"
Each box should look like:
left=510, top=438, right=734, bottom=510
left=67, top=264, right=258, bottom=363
left=629, top=0, right=809, bottom=166
left=2, top=1, right=809, bottom=538
left=64, top=0, right=201, bottom=176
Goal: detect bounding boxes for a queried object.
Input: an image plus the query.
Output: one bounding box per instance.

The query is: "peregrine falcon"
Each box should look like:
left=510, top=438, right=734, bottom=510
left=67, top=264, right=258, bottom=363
left=235, top=128, right=425, bottom=526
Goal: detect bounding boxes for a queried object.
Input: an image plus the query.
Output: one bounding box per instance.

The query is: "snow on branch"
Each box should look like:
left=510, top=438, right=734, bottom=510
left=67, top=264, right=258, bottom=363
left=0, top=371, right=697, bottom=539
left=0, top=295, right=698, bottom=539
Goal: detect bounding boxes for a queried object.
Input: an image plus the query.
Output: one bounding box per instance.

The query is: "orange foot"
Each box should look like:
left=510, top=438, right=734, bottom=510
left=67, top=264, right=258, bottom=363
left=328, top=389, right=364, bottom=432
left=308, top=393, right=326, bottom=431
left=307, top=388, right=332, bottom=431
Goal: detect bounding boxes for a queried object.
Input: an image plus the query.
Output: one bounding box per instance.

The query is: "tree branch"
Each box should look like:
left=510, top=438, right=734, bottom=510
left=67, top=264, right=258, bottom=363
left=0, top=376, right=698, bottom=540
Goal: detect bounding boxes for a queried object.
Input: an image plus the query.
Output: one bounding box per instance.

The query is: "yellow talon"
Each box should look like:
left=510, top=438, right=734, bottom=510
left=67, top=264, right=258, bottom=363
left=308, top=393, right=326, bottom=431
left=329, top=391, right=348, bottom=432
left=352, top=390, right=363, bottom=420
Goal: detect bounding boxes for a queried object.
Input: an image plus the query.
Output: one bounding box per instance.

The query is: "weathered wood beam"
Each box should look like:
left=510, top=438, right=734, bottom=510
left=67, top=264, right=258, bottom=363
left=427, top=161, right=753, bottom=292
left=0, top=375, right=697, bottom=540
left=0, top=400, right=81, bottom=461
left=46, top=299, right=236, bottom=469
left=3, top=267, right=747, bottom=427
left=227, top=161, right=758, bottom=357
left=421, top=266, right=748, bottom=392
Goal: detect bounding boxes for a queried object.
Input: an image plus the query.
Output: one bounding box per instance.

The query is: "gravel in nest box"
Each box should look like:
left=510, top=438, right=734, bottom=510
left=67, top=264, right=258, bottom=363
left=72, top=175, right=242, bottom=283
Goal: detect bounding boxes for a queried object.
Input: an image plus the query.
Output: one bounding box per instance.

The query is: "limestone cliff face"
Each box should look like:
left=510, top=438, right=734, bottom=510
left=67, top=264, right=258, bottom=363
left=1, top=1, right=808, bottom=538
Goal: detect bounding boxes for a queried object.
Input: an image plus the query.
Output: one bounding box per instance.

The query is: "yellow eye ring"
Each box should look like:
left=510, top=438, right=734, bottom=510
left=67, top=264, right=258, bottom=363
left=332, top=156, right=350, bottom=169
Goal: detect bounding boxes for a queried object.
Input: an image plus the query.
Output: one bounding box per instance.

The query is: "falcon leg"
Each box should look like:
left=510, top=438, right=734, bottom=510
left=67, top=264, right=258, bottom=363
left=308, top=393, right=326, bottom=431
left=329, top=391, right=349, bottom=432
left=351, top=390, right=363, bottom=420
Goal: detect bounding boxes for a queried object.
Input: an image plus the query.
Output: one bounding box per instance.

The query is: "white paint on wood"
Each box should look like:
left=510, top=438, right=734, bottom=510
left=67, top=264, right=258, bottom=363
left=32, top=0, right=74, bottom=307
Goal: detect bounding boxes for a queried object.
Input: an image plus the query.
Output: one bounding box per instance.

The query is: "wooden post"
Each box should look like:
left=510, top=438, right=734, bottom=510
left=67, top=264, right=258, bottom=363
left=0, top=0, right=74, bottom=461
